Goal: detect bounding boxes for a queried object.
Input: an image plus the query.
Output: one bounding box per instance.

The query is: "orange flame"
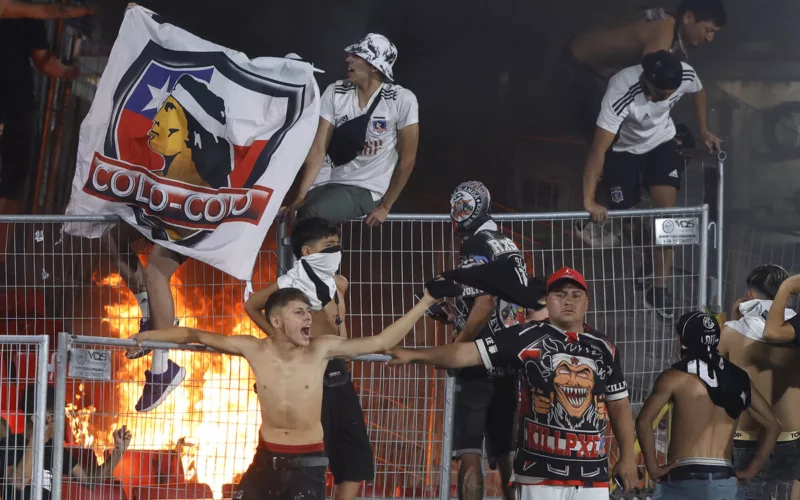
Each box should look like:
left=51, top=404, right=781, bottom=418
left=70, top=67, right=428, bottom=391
left=73, top=273, right=264, bottom=498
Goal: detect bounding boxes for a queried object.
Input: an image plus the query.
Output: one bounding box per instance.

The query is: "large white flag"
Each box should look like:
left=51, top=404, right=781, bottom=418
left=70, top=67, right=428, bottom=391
left=64, top=5, right=320, bottom=280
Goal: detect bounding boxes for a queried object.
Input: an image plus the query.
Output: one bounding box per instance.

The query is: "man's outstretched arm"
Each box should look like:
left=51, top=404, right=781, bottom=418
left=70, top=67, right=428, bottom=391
left=322, top=291, right=436, bottom=359
left=132, top=327, right=256, bottom=356
left=389, top=342, right=484, bottom=369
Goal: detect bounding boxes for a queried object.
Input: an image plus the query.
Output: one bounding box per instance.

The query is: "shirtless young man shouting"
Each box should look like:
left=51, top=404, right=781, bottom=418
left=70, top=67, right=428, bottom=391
left=245, top=217, right=375, bottom=500
left=132, top=287, right=436, bottom=500
left=637, top=312, right=780, bottom=500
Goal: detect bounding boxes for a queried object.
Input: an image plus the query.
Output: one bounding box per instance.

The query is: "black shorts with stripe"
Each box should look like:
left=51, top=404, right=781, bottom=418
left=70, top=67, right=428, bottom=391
left=602, top=139, right=683, bottom=210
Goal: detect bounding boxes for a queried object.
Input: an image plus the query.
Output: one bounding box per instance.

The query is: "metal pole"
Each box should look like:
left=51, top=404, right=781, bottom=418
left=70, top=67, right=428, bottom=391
left=699, top=204, right=709, bottom=310
left=51, top=332, right=71, bottom=500
left=438, top=374, right=456, bottom=500
left=276, top=218, right=292, bottom=277
left=30, top=335, right=50, bottom=500
left=715, top=151, right=727, bottom=312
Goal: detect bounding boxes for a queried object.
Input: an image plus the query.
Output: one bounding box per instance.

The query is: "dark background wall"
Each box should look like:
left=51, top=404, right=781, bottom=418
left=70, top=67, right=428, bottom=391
left=71, top=0, right=800, bottom=232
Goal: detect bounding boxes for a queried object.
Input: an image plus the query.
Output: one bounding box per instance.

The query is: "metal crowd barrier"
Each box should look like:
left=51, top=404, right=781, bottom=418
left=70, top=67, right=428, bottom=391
left=0, top=335, right=50, bottom=500
left=1, top=206, right=712, bottom=499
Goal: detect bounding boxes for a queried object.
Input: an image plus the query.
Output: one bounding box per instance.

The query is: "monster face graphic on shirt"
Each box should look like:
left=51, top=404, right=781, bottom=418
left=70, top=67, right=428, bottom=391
left=528, top=336, right=609, bottom=431
left=553, top=355, right=596, bottom=418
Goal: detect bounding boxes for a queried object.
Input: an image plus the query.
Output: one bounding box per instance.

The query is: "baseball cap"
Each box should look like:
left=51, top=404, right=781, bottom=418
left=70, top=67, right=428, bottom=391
left=546, top=267, right=588, bottom=293
left=641, top=50, right=683, bottom=90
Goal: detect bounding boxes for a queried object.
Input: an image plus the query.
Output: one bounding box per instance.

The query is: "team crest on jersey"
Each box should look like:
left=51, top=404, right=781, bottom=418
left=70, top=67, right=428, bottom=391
left=372, top=118, right=387, bottom=134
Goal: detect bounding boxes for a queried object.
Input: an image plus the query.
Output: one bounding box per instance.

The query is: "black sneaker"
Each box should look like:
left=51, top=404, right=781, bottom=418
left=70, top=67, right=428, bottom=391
left=126, top=318, right=181, bottom=359
left=644, top=286, right=674, bottom=320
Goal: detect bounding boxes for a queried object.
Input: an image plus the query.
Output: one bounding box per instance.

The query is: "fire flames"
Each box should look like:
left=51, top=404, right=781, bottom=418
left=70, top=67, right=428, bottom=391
left=70, top=272, right=264, bottom=498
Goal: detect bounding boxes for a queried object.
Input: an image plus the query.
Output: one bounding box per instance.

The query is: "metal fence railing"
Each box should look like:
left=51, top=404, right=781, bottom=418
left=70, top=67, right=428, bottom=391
left=2, top=206, right=711, bottom=499
left=0, top=335, right=50, bottom=500
left=51, top=333, right=454, bottom=500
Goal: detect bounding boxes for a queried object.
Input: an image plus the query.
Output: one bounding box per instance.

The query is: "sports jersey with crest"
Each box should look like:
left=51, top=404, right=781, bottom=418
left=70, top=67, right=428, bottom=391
left=311, top=80, right=418, bottom=200
left=454, top=223, right=527, bottom=379
left=475, top=322, right=628, bottom=485
left=597, top=61, right=702, bottom=155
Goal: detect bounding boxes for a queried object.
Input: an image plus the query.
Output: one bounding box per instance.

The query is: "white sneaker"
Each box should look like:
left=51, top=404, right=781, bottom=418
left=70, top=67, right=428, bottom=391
left=576, top=221, right=620, bottom=248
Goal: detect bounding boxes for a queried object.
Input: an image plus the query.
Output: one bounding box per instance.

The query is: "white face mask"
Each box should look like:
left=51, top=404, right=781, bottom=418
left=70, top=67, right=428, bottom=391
left=301, top=246, right=342, bottom=277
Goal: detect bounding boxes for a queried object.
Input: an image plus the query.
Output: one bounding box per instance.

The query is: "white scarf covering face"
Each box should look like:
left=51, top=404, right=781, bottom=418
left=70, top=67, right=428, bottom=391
left=276, top=248, right=341, bottom=310
left=725, top=299, right=797, bottom=342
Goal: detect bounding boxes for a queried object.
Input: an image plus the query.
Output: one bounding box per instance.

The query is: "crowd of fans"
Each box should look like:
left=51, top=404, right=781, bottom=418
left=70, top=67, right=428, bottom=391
left=5, top=1, right=800, bottom=500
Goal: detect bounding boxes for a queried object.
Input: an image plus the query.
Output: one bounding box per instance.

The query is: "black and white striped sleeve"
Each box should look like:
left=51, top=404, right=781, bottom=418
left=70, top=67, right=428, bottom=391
left=319, top=83, right=337, bottom=125
left=596, top=73, right=639, bottom=135
left=681, top=63, right=703, bottom=94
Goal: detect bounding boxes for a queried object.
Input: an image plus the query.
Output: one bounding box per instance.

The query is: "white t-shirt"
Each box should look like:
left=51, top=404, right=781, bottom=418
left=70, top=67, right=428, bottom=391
left=596, top=62, right=702, bottom=155
left=310, top=80, right=419, bottom=201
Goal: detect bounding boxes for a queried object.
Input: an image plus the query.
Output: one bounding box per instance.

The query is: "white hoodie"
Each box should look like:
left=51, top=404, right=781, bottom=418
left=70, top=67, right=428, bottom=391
left=725, top=299, right=797, bottom=342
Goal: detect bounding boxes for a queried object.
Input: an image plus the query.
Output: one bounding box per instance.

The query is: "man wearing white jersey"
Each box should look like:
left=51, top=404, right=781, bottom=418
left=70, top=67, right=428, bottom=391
left=288, top=33, right=419, bottom=227
left=582, top=50, right=720, bottom=319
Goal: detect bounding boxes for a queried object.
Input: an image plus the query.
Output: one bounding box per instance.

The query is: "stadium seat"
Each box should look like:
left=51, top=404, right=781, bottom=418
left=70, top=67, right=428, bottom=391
left=134, top=483, right=213, bottom=500
left=63, top=481, right=128, bottom=500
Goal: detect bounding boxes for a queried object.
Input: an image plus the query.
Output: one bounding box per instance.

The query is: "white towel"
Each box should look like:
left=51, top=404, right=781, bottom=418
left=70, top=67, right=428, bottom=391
left=725, top=299, right=797, bottom=342
left=276, top=251, right=340, bottom=311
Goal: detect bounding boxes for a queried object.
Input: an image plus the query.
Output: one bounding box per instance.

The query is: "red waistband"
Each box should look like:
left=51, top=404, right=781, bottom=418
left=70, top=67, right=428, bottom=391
left=258, top=440, right=325, bottom=454
left=517, top=480, right=610, bottom=488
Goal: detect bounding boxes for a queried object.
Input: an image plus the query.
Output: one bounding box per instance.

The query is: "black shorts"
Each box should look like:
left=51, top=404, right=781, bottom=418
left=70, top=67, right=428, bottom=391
left=452, top=374, right=517, bottom=459
left=322, top=379, right=375, bottom=484
left=235, top=442, right=328, bottom=500
left=733, top=437, right=800, bottom=499
left=603, top=140, right=683, bottom=210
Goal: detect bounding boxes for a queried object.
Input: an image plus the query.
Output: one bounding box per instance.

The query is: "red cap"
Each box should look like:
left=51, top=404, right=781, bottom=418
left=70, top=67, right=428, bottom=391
left=546, top=267, right=588, bottom=293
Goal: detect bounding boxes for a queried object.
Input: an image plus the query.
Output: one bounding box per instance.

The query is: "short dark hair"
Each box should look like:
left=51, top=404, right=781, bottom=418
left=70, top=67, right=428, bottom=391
left=264, top=288, right=311, bottom=324
left=290, top=217, right=340, bottom=259
left=20, top=383, right=55, bottom=416
left=677, top=0, right=728, bottom=27
left=746, top=264, right=789, bottom=300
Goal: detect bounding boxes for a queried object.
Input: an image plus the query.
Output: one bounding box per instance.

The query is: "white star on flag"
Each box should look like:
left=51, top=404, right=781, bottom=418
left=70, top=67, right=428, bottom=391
left=142, top=77, right=171, bottom=112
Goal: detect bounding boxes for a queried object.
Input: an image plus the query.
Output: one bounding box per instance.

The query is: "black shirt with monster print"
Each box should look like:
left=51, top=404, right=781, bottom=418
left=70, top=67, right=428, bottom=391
left=475, top=321, right=628, bottom=485
left=454, top=224, right=527, bottom=380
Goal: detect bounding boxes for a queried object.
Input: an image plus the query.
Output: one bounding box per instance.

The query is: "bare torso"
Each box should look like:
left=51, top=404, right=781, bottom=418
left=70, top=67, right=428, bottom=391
left=571, top=16, right=677, bottom=78
left=667, top=369, right=738, bottom=461
left=244, top=338, right=330, bottom=445
left=722, top=330, right=800, bottom=432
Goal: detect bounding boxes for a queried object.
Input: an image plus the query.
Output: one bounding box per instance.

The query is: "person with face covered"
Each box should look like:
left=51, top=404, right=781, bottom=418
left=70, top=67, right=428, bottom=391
left=444, top=180, right=528, bottom=500
left=244, top=217, right=373, bottom=500
left=637, top=312, right=780, bottom=500
left=390, top=266, right=638, bottom=499
left=286, top=33, right=419, bottom=227
left=581, top=49, right=718, bottom=320
left=135, top=282, right=438, bottom=500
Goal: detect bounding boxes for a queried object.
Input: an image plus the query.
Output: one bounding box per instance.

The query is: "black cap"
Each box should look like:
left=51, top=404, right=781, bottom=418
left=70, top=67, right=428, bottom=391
left=641, top=50, right=684, bottom=91
left=676, top=312, right=720, bottom=354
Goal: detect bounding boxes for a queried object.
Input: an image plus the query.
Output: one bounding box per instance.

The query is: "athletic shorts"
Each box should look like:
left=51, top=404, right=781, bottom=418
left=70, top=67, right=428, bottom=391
left=235, top=441, right=328, bottom=500
left=321, top=379, right=375, bottom=483
left=297, top=183, right=379, bottom=226
left=733, top=430, right=800, bottom=499
left=603, top=140, right=683, bottom=210
left=452, top=374, right=516, bottom=458
left=516, top=483, right=608, bottom=500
